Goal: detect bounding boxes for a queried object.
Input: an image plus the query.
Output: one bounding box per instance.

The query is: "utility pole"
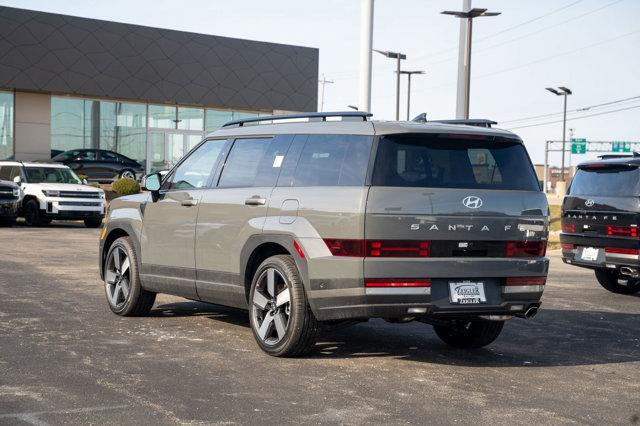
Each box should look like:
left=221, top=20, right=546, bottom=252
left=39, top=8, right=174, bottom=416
left=374, top=49, right=407, bottom=120
left=442, top=3, right=500, bottom=119
left=546, top=86, right=572, bottom=181
left=359, top=0, right=374, bottom=113
left=318, top=74, right=334, bottom=112
left=400, top=70, right=425, bottom=120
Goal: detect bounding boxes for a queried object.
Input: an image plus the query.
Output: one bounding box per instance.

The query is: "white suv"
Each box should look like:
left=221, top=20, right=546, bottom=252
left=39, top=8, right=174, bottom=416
left=0, top=161, right=106, bottom=227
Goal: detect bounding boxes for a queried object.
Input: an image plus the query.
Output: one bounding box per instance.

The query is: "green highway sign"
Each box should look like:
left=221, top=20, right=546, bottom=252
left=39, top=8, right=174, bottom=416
left=571, top=138, right=587, bottom=154
left=571, top=143, right=586, bottom=154
left=612, top=141, right=631, bottom=152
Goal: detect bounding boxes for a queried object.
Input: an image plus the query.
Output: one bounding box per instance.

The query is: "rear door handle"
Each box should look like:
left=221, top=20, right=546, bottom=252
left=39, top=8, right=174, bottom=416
left=181, top=199, right=198, bottom=207
left=245, top=197, right=267, bottom=206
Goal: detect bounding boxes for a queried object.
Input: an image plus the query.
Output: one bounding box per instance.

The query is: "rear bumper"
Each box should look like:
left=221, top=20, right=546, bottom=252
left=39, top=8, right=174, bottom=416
left=560, top=233, right=640, bottom=270
left=305, top=256, right=548, bottom=321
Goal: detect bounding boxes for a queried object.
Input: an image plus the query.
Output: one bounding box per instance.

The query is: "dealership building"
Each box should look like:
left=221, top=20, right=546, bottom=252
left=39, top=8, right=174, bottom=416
left=0, top=6, right=318, bottom=172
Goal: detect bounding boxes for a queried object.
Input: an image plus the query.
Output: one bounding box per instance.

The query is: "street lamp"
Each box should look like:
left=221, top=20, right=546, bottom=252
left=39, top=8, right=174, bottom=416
left=546, top=86, right=572, bottom=181
left=399, top=70, right=425, bottom=121
left=374, top=49, right=407, bottom=120
left=441, top=7, right=501, bottom=119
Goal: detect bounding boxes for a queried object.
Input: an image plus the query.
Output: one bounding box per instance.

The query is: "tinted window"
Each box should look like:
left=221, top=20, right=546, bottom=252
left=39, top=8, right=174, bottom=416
left=372, top=134, right=539, bottom=191
left=569, top=166, right=640, bottom=197
left=218, top=138, right=274, bottom=187
left=77, top=151, right=97, bottom=160
left=100, top=151, right=120, bottom=162
left=289, top=135, right=372, bottom=186
left=168, top=139, right=226, bottom=190
left=0, top=166, right=10, bottom=180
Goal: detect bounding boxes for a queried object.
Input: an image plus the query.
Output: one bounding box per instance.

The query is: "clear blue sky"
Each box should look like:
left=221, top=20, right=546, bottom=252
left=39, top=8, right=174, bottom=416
left=1, top=0, right=638, bottom=165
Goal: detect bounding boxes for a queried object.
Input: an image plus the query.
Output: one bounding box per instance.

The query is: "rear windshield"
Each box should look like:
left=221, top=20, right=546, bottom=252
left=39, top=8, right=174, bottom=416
left=372, top=134, right=540, bottom=190
left=569, top=166, right=640, bottom=197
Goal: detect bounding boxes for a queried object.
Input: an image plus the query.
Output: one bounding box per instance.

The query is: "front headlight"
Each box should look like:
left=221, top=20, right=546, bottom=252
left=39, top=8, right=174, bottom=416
left=12, top=188, right=19, bottom=197
left=43, top=190, right=59, bottom=197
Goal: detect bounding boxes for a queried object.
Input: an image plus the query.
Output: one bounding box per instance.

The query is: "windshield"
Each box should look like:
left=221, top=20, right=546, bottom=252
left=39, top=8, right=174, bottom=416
left=569, top=166, right=640, bottom=197
left=24, top=167, right=82, bottom=184
left=372, top=134, right=540, bottom=191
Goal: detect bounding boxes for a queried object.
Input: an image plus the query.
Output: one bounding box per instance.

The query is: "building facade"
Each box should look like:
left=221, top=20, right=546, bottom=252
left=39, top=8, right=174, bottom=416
left=0, top=6, right=318, bottom=172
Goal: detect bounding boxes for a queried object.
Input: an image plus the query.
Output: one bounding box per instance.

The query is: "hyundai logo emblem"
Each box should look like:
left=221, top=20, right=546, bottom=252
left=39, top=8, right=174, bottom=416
left=585, top=199, right=595, bottom=207
left=462, top=196, right=483, bottom=209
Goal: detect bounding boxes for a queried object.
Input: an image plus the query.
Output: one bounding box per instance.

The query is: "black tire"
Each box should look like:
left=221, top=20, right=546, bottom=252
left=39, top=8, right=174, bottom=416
left=595, top=269, right=640, bottom=295
left=434, top=320, right=504, bottom=349
left=84, top=218, right=103, bottom=228
left=248, top=255, right=320, bottom=357
left=119, top=169, right=136, bottom=180
left=23, top=199, right=43, bottom=226
left=104, top=236, right=156, bottom=316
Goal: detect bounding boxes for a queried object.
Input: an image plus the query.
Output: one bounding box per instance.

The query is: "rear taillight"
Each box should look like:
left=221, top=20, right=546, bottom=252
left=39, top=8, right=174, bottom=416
left=323, top=239, right=365, bottom=257
left=561, top=243, right=576, bottom=249
left=505, top=276, right=547, bottom=286
left=605, top=247, right=639, bottom=255
left=607, top=226, right=638, bottom=237
left=366, top=240, right=430, bottom=257
left=562, top=223, right=575, bottom=233
left=506, top=241, right=547, bottom=257
left=365, top=278, right=431, bottom=287
left=323, top=239, right=431, bottom=257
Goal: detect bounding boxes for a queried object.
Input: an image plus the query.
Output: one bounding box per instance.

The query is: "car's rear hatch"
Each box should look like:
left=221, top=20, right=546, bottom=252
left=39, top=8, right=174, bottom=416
left=363, top=132, right=548, bottom=311
left=561, top=161, right=640, bottom=262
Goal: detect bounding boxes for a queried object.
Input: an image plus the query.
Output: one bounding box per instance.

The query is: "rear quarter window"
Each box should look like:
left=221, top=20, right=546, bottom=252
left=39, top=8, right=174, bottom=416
left=372, top=134, right=539, bottom=191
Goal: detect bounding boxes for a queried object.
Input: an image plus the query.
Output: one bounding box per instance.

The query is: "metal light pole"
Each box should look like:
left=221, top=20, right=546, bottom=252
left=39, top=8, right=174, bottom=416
left=546, top=86, right=572, bottom=181
left=359, top=0, right=374, bottom=113
left=400, top=70, right=425, bottom=121
left=442, top=6, right=501, bottom=119
left=318, top=74, right=334, bottom=112
left=374, top=49, right=407, bottom=120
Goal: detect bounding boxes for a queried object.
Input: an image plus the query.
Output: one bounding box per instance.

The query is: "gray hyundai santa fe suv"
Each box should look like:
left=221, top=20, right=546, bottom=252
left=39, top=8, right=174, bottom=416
left=99, top=112, right=549, bottom=357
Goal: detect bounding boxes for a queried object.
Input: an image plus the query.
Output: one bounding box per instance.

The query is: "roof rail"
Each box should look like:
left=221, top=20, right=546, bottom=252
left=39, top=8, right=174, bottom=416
left=430, top=119, right=498, bottom=128
left=221, top=111, right=372, bottom=128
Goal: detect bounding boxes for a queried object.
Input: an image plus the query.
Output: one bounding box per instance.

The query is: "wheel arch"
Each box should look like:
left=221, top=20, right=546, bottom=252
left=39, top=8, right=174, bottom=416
left=240, top=235, right=309, bottom=305
left=99, top=222, right=141, bottom=280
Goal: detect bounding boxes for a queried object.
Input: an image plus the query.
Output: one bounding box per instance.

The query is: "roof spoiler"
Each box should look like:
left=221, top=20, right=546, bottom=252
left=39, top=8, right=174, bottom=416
left=598, top=152, right=640, bottom=159
left=411, top=114, right=497, bottom=128
left=222, top=111, right=372, bottom=128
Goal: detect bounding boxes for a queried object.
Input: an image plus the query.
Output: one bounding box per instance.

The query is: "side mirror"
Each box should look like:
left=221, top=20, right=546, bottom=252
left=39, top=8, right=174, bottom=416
left=142, top=172, right=161, bottom=193
left=13, top=176, right=21, bottom=184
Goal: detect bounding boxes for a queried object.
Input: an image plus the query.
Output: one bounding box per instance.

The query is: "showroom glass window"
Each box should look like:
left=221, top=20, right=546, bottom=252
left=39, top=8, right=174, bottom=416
left=0, top=91, right=14, bottom=160
left=51, top=97, right=85, bottom=153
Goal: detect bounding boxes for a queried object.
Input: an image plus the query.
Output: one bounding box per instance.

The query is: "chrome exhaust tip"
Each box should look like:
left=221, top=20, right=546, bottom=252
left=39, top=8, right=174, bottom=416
left=524, top=306, right=539, bottom=319
left=620, top=267, right=639, bottom=278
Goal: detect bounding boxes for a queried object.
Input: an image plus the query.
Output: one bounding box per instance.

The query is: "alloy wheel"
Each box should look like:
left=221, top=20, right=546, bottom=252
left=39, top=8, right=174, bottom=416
left=105, top=246, right=131, bottom=308
left=251, top=268, right=291, bottom=346
left=121, top=170, right=135, bottom=180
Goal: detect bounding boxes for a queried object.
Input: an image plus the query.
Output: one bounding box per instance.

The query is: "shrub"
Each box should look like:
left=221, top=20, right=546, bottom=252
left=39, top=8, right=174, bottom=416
left=112, top=178, right=141, bottom=196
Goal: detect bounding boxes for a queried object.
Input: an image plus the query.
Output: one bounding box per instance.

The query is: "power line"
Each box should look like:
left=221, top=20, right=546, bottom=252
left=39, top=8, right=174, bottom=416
left=505, top=104, right=640, bottom=130
left=500, top=95, right=640, bottom=124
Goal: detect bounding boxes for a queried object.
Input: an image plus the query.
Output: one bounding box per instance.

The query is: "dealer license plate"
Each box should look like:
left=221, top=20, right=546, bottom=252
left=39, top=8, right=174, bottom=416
left=449, top=281, right=487, bottom=304
left=581, top=247, right=600, bottom=262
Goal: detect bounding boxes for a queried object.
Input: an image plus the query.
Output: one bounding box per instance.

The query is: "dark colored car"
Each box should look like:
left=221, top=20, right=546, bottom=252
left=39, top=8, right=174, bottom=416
left=560, top=155, right=640, bottom=295
left=52, top=149, right=144, bottom=183
left=0, top=179, right=20, bottom=226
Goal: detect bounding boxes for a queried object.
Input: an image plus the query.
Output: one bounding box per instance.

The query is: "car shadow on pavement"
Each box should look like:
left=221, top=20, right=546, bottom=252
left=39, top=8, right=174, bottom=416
left=150, top=301, right=640, bottom=367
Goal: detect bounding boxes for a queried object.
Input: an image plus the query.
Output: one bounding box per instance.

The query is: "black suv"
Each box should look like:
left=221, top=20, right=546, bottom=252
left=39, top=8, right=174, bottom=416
left=0, top=179, right=20, bottom=226
left=561, top=155, right=640, bottom=294
left=52, top=149, right=144, bottom=183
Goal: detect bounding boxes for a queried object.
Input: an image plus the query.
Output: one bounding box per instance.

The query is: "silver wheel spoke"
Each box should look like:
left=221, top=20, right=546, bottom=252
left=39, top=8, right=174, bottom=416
left=258, top=315, right=274, bottom=340
left=274, top=312, right=287, bottom=339
left=105, top=270, right=117, bottom=285
left=120, top=257, right=130, bottom=276
left=110, top=283, right=122, bottom=306
left=120, top=278, right=130, bottom=299
left=113, top=248, right=122, bottom=271
left=276, top=288, right=290, bottom=307
left=253, top=291, right=270, bottom=310
left=266, top=268, right=275, bottom=297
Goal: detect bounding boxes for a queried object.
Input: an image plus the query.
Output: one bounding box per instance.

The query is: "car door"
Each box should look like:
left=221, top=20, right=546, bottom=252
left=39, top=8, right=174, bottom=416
left=195, top=135, right=292, bottom=308
left=98, top=151, right=123, bottom=179
left=140, top=138, right=229, bottom=298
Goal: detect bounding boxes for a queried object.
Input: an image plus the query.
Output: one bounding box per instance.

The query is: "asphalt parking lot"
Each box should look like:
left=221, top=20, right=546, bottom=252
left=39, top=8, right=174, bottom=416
left=1, top=223, right=639, bottom=425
